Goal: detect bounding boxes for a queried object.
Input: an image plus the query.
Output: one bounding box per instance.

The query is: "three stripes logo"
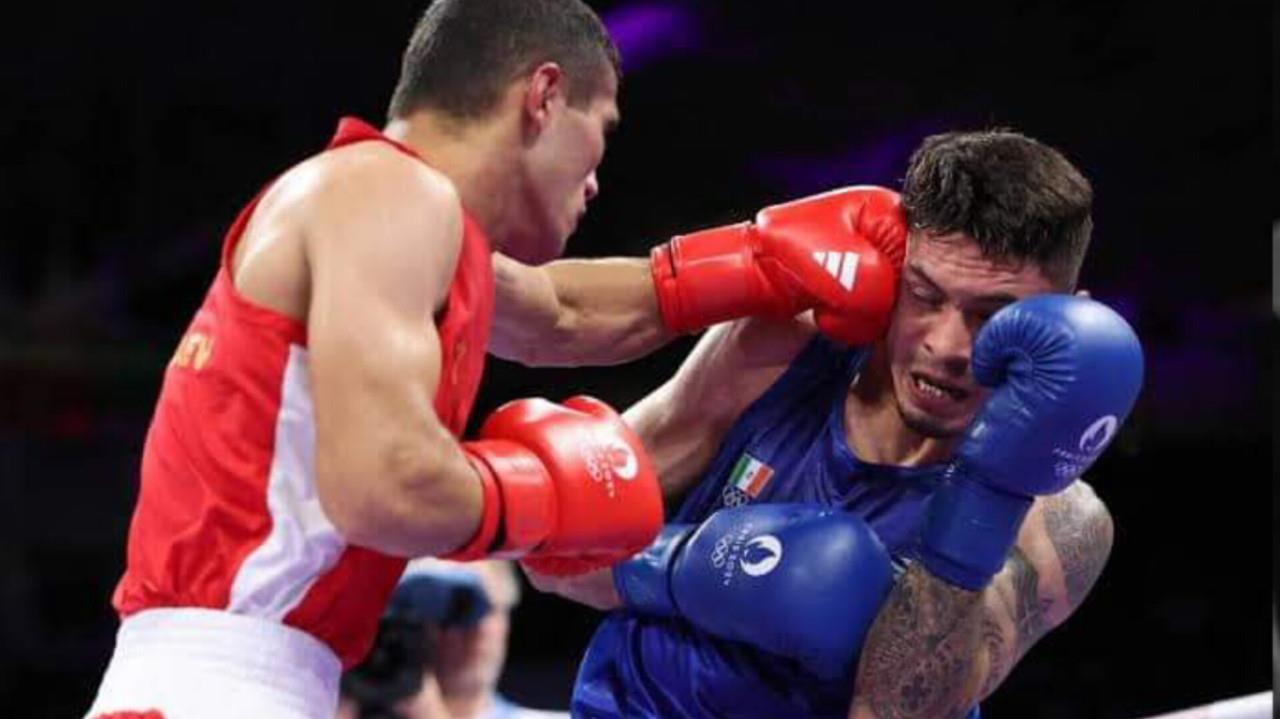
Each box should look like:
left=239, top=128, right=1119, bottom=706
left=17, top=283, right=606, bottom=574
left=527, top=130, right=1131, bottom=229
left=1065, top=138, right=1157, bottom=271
left=812, top=251, right=860, bottom=292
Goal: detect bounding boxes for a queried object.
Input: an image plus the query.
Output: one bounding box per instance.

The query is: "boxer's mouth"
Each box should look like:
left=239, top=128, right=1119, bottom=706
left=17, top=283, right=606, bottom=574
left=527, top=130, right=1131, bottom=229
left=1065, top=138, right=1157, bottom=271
left=911, top=372, right=967, bottom=401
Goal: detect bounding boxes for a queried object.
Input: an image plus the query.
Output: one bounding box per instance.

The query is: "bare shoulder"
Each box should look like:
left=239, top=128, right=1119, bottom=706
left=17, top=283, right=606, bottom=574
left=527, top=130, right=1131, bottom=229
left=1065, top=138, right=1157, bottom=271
left=670, top=314, right=819, bottom=415
left=684, top=314, right=819, bottom=379
left=233, top=142, right=460, bottom=319
left=622, top=316, right=818, bottom=500
left=289, top=142, right=465, bottom=309
left=731, top=312, right=822, bottom=365
left=297, top=140, right=461, bottom=228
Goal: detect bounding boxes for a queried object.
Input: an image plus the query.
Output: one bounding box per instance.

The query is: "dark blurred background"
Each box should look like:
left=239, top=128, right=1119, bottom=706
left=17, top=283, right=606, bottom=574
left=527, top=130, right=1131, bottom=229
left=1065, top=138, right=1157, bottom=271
left=0, top=1, right=1271, bottom=716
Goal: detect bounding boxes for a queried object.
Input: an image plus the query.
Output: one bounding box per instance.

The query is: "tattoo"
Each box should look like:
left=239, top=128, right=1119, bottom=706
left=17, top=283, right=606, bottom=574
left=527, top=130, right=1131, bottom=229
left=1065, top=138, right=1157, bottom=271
left=855, top=564, right=983, bottom=719
left=975, top=613, right=1008, bottom=700
left=1042, top=485, right=1114, bottom=607
left=1007, top=548, right=1053, bottom=654
left=974, top=547, right=1052, bottom=701
left=854, top=487, right=1113, bottom=716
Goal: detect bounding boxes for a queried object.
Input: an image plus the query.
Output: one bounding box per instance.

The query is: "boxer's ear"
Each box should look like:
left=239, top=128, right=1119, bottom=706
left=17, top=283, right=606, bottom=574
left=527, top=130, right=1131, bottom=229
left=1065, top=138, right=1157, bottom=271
left=523, top=62, right=566, bottom=135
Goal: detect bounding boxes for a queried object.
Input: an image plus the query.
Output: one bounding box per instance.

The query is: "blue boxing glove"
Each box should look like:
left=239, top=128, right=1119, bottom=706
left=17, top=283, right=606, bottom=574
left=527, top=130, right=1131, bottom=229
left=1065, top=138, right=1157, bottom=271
left=921, top=295, right=1144, bottom=590
left=614, top=504, right=895, bottom=679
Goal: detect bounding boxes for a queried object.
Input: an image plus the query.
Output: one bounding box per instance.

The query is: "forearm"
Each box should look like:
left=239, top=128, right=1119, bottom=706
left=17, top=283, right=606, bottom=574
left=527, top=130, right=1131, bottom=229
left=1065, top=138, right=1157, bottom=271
left=849, top=483, right=1114, bottom=718
left=317, top=422, right=485, bottom=558
left=547, top=258, right=671, bottom=364
left=523, top=565, right=622, bottom=611
left=491, top=254, right=672, bottom=367
left=850, top=534, right=1068, bottom=718
left=849, top=563, right=986, bottom=719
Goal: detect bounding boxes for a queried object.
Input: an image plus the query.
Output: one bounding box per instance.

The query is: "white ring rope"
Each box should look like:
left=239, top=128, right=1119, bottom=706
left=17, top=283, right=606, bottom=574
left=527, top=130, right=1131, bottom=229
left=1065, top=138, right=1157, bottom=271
left=1138, top=691, right=1272, bottom=719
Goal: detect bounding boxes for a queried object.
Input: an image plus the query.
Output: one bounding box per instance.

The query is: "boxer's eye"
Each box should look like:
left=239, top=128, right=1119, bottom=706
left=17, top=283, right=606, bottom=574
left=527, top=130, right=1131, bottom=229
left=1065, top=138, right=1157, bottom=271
left=909, top=286, right=943, bottom=308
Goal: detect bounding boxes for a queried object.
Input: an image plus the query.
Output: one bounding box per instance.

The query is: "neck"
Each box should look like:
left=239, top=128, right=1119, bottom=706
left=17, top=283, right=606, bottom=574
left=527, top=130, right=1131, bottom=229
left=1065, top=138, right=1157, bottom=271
left=384, top=111, right=521, bottom=253
left=442, top=688, right=494, bottom=719
left=845, top=346, right=958, bottom=466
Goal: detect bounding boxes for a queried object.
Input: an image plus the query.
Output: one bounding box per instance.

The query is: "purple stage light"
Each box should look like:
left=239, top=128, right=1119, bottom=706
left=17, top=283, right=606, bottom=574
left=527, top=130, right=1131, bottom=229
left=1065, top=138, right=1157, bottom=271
left=603, top=3, right=700, bottom=73
left=748, top=120, right=962, bottom=196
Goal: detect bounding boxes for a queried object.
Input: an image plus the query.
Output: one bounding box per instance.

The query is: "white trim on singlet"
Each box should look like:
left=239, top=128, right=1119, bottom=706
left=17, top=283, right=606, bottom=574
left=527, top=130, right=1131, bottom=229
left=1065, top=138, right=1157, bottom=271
left=227, top=345, right=347, bottom=620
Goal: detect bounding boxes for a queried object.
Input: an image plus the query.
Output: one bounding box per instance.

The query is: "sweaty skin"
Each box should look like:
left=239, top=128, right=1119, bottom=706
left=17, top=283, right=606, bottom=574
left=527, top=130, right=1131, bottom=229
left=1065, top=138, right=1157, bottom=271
left=225, top=60, right=667, bottom=559
left=526, top=232, right=1117, bottom=717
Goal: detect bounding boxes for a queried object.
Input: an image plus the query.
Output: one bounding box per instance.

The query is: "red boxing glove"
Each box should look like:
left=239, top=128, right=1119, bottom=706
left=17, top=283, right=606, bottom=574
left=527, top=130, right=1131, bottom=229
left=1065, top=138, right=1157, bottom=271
left=445, top=396, right=662, bottom=576
left=651, top=186, right=907, bottom=345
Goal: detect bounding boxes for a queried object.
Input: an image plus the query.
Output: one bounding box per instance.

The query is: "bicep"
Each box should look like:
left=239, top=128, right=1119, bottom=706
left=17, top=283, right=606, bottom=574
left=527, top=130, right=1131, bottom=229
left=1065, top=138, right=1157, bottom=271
left=1038, top=480, right=1115, bottom=610
left=303, top=158, right=463, bottom=508
left=972, top=481, right=1115, bottom=701
left=489, top=252, right=563, bottom=362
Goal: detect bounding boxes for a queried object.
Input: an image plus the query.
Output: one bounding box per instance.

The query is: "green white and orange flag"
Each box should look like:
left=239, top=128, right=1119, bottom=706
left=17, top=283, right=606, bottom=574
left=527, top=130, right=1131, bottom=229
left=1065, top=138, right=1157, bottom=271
left=728, top=453, right=774, bottom=499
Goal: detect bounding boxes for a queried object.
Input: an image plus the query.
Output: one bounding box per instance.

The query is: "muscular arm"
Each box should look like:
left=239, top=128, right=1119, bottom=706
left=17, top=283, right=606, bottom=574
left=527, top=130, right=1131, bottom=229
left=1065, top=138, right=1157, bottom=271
left=522, top=315, right=816, bottom=608
left=489, top=253, right=673, bottom=367
left=849, top=481, right=1114, bottom=718
left=305, top=147, right=484, bottom=558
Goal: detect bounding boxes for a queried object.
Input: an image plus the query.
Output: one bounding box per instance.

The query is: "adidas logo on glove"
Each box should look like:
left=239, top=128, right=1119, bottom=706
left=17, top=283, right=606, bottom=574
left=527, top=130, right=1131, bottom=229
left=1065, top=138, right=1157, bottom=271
left=811, top=251, right=860, bottom=291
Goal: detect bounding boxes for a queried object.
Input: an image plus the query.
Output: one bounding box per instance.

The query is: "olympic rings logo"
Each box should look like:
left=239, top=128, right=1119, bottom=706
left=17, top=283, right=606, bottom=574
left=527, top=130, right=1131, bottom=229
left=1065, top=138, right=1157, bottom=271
left=582, top=435, right=638, bottom=483
left=720, top=485, right=748, bottom=508
left=710, top=536, right=733, bottom=568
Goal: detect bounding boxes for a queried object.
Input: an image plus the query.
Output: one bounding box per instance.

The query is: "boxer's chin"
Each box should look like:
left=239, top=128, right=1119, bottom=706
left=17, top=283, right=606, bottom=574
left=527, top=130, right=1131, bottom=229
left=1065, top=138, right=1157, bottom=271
left=897, top=403, right=965, bottom=439
left=894, top=382, right=971, bottom=439
left=540, top=217, right=575, bottom=262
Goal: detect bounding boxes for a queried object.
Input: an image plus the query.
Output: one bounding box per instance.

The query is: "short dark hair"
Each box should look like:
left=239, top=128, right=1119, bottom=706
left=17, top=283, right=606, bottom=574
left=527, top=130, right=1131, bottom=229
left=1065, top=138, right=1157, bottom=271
left=901, top=129, right=1093, bottom=289
left=388, top=0, right=621, bottom=121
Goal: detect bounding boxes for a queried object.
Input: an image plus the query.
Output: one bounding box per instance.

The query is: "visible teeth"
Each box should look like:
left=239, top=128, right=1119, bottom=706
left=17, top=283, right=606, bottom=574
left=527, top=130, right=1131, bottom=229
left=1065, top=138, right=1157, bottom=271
left=915, top=376, right=951, bottom=399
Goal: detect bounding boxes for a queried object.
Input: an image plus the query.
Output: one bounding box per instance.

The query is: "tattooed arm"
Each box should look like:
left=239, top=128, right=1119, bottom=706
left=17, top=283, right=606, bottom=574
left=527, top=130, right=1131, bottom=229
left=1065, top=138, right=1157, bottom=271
left=848, top=480, right=1115, bottom=719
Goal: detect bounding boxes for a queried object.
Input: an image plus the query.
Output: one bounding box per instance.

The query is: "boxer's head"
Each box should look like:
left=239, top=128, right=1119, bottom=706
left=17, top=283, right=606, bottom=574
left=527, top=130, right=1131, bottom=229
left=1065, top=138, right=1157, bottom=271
left=388, top=0, right=621, bottom=264
left=883, top=130, right=1093, bottom=438
left=434, top=560, right=521, bottom=702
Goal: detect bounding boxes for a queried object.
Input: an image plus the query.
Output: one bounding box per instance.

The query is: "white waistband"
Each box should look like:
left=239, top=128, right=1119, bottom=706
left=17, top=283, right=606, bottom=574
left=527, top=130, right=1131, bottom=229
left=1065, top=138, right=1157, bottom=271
left=87, top=608, right=341, bottom=719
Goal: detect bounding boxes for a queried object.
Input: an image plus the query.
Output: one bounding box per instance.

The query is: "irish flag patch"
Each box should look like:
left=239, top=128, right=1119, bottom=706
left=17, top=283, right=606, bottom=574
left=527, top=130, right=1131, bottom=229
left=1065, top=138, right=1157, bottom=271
left=729, top=453, right=775, bottom=498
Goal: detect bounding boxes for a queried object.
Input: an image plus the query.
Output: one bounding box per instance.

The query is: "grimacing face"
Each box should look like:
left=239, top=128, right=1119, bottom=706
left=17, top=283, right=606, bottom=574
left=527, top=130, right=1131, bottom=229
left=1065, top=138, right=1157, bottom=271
left=517, top=70, right=619, bottom=264
left=882, top=231, right=1059, bottom=439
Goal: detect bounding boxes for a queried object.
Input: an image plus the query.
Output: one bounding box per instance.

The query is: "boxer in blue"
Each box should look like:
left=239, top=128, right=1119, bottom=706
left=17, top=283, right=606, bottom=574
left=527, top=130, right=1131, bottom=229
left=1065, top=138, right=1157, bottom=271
left=526, top=130, right=1144, bottom=719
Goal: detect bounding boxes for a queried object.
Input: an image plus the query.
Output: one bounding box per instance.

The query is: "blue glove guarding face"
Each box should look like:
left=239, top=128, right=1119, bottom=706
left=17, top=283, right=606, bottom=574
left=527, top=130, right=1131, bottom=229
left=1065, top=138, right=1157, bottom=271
left=921, top=294, right=1144, bottom=589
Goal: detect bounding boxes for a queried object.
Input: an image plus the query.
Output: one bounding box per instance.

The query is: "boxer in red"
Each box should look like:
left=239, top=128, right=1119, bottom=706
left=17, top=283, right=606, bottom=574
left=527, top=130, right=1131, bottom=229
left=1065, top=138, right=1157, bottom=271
left=86, top=1, right=904, bottom=717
